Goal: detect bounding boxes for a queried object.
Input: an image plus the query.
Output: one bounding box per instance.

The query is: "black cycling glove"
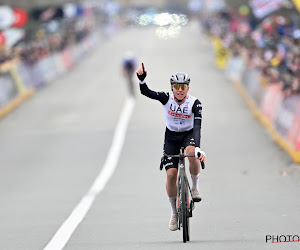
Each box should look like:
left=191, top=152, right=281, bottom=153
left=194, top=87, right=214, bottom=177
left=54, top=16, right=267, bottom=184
left=137, top=71, right=147, bottom=81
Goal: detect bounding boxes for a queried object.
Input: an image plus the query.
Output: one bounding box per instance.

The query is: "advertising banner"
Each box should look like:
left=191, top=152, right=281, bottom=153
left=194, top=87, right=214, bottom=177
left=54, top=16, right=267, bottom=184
left=15, top=62, right=32, bottom=88
left=260, top=84, right=283, bottom=123
left=70, top=45, right=82, bottom=63
left=225, top=56, right=246, bottom=83
left=0, top=71, right=18, bottom=108
left=287, top=99, right=300, bottom=151
left=250, top=0, right=283, bottom=19
left=53, top=52, right=66, bottom=76
left=30, top=62, right=46, bottom=87
left=38, top=56, right=57, bottom=83
left=242, top=68, right=265, bottom=106
left=61, top=49, right=73, bottom=70
left=274, top=94, right=300, bottom=137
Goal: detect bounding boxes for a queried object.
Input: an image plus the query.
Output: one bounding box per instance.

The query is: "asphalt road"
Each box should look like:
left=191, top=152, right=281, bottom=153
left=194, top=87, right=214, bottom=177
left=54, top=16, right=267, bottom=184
left=0, top=21, right=300, bottom=250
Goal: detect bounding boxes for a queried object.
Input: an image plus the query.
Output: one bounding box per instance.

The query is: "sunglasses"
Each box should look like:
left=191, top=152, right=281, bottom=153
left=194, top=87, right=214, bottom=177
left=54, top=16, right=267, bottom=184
left=172, top=83, right=188, bottom=90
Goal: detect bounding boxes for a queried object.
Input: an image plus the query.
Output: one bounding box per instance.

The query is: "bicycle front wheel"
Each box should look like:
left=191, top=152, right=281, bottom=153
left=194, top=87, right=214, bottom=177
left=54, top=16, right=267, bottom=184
left=181, top=176, right=190, bottom=243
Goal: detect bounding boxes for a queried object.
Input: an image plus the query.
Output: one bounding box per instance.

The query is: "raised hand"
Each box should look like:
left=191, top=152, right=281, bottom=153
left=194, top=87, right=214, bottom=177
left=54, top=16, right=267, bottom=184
left=136, top=63, right=147, bottom=81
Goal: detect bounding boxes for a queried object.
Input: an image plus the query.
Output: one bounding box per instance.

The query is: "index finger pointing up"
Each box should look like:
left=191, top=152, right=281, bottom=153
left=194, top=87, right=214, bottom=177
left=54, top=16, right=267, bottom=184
left=142, top=63, right=145, bottom=72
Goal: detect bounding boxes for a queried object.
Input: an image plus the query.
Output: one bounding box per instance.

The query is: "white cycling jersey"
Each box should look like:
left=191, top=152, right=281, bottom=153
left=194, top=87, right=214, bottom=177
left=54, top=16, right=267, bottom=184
left=163, top=92, right=196, bottom=132
left=139, top=82, right=202, bottom=147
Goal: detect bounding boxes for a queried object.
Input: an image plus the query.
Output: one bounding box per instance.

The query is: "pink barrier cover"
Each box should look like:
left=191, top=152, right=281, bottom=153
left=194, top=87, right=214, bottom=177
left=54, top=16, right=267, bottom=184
left=287, top=101, right=300, bottom=151
left=61, top=49, right=73, bottom=70
left=260, top=84, right=283, bottom=122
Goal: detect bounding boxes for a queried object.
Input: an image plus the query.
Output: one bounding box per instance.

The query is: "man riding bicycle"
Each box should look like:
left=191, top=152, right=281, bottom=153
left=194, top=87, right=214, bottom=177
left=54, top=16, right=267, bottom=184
left=122, top=50, right=137, bottom=97
left=136, top=63, right=206, bottom=231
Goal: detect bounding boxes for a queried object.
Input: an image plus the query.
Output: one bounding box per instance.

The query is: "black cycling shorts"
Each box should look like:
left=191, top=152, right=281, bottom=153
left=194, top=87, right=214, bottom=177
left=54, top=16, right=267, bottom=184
left=162, top=127, right=195, bottom=170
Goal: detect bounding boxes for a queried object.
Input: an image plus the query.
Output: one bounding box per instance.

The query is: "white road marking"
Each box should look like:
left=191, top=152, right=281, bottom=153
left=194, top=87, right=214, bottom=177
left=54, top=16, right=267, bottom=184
left=43, top=96, right=135, bottom=250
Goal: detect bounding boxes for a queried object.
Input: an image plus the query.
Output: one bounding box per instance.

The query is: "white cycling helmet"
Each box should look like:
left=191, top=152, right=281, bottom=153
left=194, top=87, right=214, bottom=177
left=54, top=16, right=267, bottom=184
left=170, top=72, right=190, bottom=85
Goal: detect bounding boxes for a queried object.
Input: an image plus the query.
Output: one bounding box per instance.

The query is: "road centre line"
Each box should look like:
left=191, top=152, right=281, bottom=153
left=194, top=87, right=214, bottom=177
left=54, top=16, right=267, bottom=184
left=44, top=96, right=135, bottom=250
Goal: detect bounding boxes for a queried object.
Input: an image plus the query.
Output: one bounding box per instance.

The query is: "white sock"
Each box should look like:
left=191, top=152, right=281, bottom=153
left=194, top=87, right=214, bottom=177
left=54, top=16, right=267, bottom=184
left=191, top=173, right=200, bottom=190
left=169, top=196, right=177, bottom=216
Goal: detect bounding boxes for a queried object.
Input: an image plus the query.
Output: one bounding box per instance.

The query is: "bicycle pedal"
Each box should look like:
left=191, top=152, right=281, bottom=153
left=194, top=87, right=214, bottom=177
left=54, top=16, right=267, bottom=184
left=190, top=200, right=195, bottom=210
left=193, top=197, right=202, bottom=203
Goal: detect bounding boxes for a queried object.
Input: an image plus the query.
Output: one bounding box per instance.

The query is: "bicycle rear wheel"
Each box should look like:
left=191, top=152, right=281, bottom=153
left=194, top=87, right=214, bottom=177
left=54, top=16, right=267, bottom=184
left=181, top=176, right=190, bottom=243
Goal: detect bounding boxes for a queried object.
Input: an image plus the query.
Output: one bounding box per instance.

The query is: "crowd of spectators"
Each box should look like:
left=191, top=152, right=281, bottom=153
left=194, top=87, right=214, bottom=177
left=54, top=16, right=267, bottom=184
left=202, top=8, right=300, bottom=97
left=0, top=14, right=97, bottom=69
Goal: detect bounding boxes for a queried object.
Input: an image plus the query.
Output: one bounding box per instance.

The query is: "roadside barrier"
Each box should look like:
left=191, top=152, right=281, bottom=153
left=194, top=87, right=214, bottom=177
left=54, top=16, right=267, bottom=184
left=0, top=62, right=34, bottom=119
left=224, top=54, right=300, bottom=162
left=0, top=32, right=100, bottom=119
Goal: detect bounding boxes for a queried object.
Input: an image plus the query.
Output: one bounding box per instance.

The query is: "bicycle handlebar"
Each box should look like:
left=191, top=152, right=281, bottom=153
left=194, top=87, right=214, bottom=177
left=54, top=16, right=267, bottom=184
left=161, top=154, right=205, bottom=169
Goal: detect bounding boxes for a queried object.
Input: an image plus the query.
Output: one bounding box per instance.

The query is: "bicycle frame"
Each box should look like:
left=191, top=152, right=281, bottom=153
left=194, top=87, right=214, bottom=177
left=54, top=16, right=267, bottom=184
left=161, top=147, right=204, bottom=242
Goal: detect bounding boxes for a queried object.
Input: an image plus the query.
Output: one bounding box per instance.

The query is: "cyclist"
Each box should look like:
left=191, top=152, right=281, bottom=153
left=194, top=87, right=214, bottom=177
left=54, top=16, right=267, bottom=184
left=121, top=50, right=137, bottom=97
left=136, top=63, right=206, bottom=231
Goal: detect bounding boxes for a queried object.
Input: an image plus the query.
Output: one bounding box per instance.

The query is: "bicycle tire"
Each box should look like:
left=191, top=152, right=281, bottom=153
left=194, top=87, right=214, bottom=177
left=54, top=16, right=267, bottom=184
left=186, top=187, right=190, bottom=241
left=177, top=177, right=182, bottom=229
left=181, top=175, right=189, bottom=243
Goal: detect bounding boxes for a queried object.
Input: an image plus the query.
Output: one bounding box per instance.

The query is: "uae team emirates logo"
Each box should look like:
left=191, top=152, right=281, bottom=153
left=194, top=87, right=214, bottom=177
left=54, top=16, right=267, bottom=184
left=168, top=110, right=191, bottom=118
